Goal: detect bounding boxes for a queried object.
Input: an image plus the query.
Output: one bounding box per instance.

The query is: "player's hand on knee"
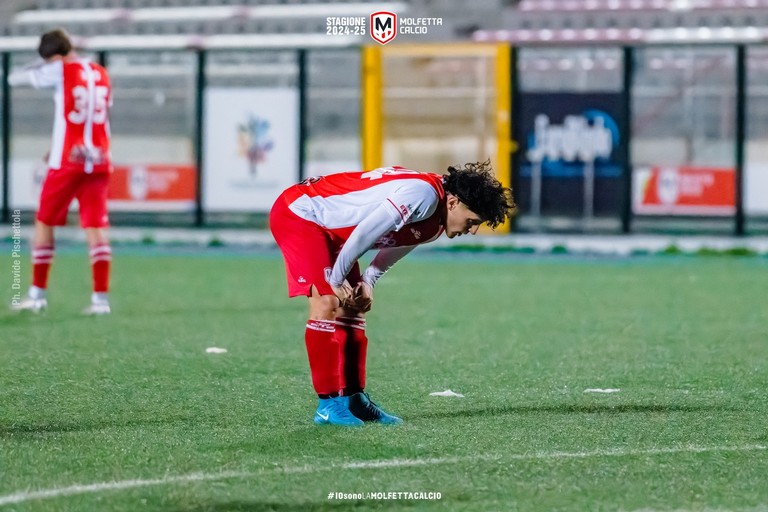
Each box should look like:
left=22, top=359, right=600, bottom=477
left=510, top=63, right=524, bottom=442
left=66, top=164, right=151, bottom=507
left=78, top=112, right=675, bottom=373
left=332, top=281, right=354, bottom=308
left=351, top=282, right=373, bottom=313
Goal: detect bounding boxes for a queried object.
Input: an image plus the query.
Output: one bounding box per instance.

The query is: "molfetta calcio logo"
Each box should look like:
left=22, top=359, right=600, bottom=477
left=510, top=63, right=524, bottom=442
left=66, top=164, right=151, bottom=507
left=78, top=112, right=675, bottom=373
left=370, top=11, right=397, bottom=45
left=325, top=12, right=442, bottom=44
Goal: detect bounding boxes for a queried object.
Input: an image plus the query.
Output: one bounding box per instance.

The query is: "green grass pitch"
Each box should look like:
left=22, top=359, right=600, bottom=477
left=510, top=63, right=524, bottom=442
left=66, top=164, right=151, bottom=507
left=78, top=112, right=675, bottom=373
left=1, top=247, right=767, bottom=511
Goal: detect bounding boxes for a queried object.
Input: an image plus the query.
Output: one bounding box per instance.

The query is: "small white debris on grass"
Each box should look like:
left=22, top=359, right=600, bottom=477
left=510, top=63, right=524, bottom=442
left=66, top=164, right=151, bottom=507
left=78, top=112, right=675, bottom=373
left=429, top=390, right=465, bottom=398
left=205, top=347, right=228, bottom=354
left=584, top=388, right=620, bottom=393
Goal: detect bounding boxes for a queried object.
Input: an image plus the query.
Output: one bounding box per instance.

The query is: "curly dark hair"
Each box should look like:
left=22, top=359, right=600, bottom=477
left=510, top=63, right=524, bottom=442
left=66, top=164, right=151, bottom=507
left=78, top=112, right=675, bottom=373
left=442, top=160, right=516, bottom=229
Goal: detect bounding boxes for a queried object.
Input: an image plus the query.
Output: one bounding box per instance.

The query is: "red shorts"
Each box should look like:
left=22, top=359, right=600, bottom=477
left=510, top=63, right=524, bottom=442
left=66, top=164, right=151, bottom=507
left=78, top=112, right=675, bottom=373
left=270, top=194, right=360, bottom=297
left=37, top=168, right=110, bottom=228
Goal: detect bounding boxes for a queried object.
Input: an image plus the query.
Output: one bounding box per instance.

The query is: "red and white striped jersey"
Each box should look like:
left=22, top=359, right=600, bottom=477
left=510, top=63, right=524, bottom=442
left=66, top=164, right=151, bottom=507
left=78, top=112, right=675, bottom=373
left=9, top=58, right=112, bottom=173
left=282, top=167, right=447, bottom=248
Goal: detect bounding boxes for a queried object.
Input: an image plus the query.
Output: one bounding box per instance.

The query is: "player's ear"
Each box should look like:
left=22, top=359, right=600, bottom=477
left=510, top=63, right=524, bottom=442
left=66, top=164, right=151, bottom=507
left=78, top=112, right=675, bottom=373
left=446, top=193, right=459, bottom=210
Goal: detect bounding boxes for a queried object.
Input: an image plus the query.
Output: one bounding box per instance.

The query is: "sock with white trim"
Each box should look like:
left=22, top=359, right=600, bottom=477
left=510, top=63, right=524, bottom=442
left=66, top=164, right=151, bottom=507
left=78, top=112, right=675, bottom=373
left=337, top=317, right=368, bottom=396
left=89, top=243, right=111, bottom=293
left=305, top=319, right=341, bottom=397
left=31, top=245, right=54, bottom=290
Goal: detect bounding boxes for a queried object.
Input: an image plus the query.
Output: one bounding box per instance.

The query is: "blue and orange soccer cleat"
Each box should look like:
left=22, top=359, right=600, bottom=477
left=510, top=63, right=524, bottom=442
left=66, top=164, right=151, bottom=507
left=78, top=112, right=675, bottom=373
left=313, top=396, right=364, bottom=427
left=347, top=392, right=403, bottom=425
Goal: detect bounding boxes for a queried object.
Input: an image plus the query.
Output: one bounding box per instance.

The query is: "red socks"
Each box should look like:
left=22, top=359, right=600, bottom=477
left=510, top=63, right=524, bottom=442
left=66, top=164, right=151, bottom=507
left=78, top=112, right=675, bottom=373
left=304, top=317, right=369, bottom=397
left=305, top=320, right=340, bottom=396
left=31, top=245, right=54, bottom=289
left=89, top=244, right=111, bottom=293
left=336, top=317, right=368, bottom=396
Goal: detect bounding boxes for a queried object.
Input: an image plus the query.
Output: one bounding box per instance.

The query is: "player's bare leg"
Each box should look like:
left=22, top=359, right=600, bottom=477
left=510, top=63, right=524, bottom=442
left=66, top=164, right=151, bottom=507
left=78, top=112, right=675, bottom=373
left=12, top=221, right=54, bottom=313
left=82, top=227, right=111, bottom=315
left=306, top=286, right=363, bottom=426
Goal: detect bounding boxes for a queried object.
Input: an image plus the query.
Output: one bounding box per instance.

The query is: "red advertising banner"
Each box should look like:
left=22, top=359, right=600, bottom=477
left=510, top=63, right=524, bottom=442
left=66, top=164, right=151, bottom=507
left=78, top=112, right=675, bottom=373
left=633, top=166, right=735, bottom=216
left=108, top=164, right=196, bottom=211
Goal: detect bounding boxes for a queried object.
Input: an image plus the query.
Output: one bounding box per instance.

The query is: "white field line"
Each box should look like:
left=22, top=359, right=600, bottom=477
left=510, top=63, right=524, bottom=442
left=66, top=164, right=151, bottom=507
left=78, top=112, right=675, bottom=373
left=0, top=444, right=766, bottom=507
left=627, top=507, right=768, bottom=512
left=0, top=471, right=249, bottom=507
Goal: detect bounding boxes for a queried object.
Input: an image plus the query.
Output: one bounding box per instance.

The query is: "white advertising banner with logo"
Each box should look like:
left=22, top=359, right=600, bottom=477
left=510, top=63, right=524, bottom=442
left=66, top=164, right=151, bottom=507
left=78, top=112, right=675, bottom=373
left=745, top=163, right=768, bottom=214
left=203, top=87, right=299, bottom=212
left=10, top=158, right=47, bottom=209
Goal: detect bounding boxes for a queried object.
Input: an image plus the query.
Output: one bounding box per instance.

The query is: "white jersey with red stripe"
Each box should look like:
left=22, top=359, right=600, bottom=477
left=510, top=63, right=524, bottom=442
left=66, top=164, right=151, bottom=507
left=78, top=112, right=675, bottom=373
left=9, top=58, right=112, bottom=173
left=283, top=166, right=447, bottom=248
left=276, top=166, right=448, bottom=288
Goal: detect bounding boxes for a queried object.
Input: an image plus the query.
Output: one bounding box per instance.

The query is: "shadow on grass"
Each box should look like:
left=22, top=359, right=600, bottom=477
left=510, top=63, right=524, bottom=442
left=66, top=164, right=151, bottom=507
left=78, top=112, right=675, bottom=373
left=0, top=415, right=197, bottom=437
left=411, top=402, right=741, bottom=420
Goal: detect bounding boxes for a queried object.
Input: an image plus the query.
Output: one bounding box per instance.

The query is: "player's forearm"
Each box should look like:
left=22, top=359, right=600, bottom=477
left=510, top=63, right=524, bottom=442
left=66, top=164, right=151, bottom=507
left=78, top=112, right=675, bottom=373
left=8, top=59, right=54, bottom=88
left=329, top=204, right=399, bottom=288
left=330, top=227, right=388, bottom=288
left=362, top=246, right=415, bottom=287
left=8, top=58, right=42, bottom=84
left=8, top=68, right=36, bottom=87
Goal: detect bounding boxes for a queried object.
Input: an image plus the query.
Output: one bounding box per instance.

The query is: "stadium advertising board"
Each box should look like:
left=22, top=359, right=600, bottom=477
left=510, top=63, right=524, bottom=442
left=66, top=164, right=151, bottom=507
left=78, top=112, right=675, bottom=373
left=745, top=163, right=768, bottom=214
left=9, top=159, right=195, bottom=211
left=203, top=87, right=299, bottom=212
left=633, top=166, right=735, bottom=216
left=515, top=92, right=626, bottom=216
left=9, top=158, right=45, bottom=210
left=108, top=165, right=196, bottom=211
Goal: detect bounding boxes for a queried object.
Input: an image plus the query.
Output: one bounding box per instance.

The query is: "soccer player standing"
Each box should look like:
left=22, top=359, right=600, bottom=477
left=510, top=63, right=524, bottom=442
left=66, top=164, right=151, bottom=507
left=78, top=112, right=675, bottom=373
left=270, top=162, right=515, bottom=426
left=9, top=29, right=114, bottom=315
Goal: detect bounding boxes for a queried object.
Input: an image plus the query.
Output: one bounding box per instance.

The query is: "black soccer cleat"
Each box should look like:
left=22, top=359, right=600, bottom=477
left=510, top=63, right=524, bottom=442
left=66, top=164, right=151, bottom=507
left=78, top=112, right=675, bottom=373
left=347, top=392, right=403, bottom=425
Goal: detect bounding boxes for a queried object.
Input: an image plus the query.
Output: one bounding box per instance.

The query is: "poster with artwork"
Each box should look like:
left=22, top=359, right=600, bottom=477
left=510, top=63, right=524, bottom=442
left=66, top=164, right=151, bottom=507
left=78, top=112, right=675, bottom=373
left=203, top=88, right=299, bottom=212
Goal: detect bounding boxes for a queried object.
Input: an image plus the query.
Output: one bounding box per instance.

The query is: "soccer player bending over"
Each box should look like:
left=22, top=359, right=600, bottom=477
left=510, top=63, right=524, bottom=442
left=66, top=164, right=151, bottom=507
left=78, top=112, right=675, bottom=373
left=9, top=29, right=114, bottom=315
left=270, top=162, right=516, bottom=426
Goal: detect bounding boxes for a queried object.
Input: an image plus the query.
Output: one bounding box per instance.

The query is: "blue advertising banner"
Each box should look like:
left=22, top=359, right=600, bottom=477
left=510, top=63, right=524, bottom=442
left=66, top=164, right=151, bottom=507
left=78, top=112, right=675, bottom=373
left=514, top=92, right=627, bottom=216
